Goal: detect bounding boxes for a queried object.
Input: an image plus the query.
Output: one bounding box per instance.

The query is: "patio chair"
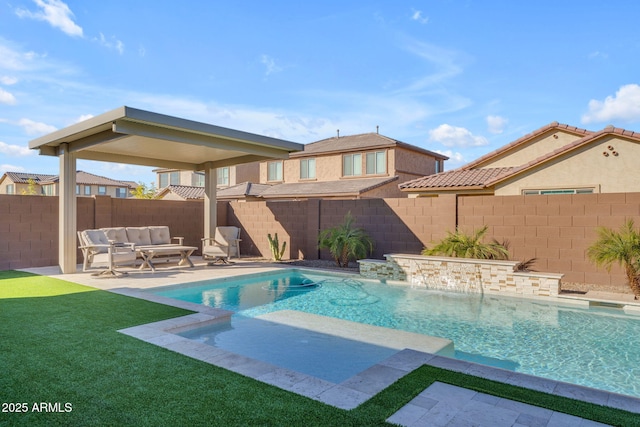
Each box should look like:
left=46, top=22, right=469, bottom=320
left=201, top=237, right=230, bottom=265
left=214, top=226, right=242, bottom=259
left=78, top=229, right=137, bottom=277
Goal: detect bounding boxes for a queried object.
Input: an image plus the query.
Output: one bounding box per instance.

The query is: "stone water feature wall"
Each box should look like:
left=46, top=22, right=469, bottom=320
left=359, top=254, right=563, bottom=297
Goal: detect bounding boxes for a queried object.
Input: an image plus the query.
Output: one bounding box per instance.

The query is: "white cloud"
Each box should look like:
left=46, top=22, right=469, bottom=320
left=0, top=88, right=16, bottom=105
left=486, top=115, right=508, bottom=134
left=95, top=33, right=125, bottom=55
left=0, top=141, right=33, bottom=156
left=261, top=54, right=282, bottom=76
left=0, top=76, right=18, bottom=85
left=436, top=149, right=465, bottom=163
left=411, top=10, right=429, bottom=24
left=429, top=124, right=488, bottom=147
left=1, top=164, right=26, bottom=172
left=17, top=118, right=57, bottom=136
left=16, top=0, right=83, bottom=37
left=582, top=84, right=640, bottom=124
left=73, top=114, right=94, bottom=124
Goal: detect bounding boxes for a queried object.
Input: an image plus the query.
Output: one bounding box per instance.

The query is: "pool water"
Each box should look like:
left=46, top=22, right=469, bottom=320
left=151, top=270, right=640, bottom=397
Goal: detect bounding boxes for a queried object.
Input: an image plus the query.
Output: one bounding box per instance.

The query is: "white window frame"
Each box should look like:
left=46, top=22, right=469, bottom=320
left=522, top=188, right=594, bottom=195
left=342, top=153, right=362, bottom=177
left=300, top=158, right=316, bottom=180
left=216, top=168, right=229, bottom=186
left=267, top=161, right=283, bottom=182
left=365, top=151, right=386, bottom=175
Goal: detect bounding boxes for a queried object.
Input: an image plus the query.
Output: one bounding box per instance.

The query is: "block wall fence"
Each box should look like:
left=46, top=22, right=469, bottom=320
left=2, top=192, right=639, bottom=287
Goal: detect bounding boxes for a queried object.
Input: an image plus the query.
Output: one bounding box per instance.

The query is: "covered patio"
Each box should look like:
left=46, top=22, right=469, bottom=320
left=29, top=106, right=303, bottom=273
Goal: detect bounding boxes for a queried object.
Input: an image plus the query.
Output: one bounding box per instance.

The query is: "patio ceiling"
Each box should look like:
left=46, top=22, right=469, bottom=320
left=29, top=106, right=302, bottom=170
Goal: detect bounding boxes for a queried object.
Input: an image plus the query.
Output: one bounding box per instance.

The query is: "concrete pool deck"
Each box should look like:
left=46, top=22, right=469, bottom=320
left=20, top=260, right=640, bottom=425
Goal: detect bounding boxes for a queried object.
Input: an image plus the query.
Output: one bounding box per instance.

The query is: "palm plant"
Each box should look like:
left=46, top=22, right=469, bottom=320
left=318, top=212, right=373, bottom=267
left=587, top=219, right=640, bottom=298
left=422, top=226, right=509, bottom=260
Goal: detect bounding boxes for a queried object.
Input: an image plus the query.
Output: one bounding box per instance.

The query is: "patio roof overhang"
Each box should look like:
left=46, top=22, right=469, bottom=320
left=29, top=106, right=302, bottom=170
left=29, top=106, right=304, bottom=273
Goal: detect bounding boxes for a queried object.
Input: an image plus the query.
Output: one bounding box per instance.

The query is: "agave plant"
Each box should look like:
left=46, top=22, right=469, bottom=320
left=587, top=219, right=640, bottom=298
left=422, top=226, right=509, bottom=260
left=318, top=212, right=373, bottom=267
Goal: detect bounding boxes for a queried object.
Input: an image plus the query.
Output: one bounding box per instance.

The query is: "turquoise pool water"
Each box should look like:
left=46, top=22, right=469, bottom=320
left=151, top=269, right=640, bottom=397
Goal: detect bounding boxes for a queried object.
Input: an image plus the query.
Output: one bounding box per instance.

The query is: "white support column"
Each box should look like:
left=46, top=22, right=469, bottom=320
left=204, top=165, right=217, bottom=239
left=58, top=143, right=77, bottom=273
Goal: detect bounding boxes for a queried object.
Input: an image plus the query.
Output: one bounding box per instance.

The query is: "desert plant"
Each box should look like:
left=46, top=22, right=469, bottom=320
left=130, top=182, right=157, bottom=199
left=587, top=219, right=640, bottom=298
left=422, top=226, right=509, bottom=260
left=267, top=233, right=286, bottom=261
left=318, top=212, right=373, bottom=267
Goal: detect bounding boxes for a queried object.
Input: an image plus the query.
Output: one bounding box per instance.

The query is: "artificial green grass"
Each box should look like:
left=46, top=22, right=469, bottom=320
left=1, top=270, right=638, bottom=426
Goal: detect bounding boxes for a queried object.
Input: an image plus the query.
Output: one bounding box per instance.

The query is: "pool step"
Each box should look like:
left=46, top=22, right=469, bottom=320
left=256, top=310, right=455, bottom=357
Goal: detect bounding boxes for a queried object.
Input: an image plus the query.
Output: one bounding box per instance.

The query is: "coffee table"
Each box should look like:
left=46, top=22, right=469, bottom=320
left=137, top=245, right=198, bottom=271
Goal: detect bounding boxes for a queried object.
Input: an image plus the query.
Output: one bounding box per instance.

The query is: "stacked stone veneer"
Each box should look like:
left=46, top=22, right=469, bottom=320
left=359, top=254, right=563, bottom=297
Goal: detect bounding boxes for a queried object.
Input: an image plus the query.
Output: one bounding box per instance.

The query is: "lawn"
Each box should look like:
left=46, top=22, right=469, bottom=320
left=1, top=270, right=638, bottom=426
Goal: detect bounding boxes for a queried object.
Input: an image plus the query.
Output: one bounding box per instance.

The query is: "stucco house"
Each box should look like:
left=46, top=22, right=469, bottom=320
left=400, top=122, right=640, bottom=197
left=156, top=131, right=447, bottom=200
left=154, top=162, right=259, bottom=190
left=0, top=170, right=136, bottom=197
left=257, top=131, right=447, bottom=200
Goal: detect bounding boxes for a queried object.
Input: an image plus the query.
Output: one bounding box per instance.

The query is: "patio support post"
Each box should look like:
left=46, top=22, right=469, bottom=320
left=58, top=143, right=77, bottom=273
left=203, top=165, right=217, bottom=239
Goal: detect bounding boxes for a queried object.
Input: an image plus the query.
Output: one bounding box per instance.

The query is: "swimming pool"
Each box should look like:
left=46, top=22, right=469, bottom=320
left=150, top=269, right=640, bottom=398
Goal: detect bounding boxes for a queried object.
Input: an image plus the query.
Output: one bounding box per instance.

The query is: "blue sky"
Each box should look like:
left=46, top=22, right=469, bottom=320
left=2, top=0, right=640, bottom=186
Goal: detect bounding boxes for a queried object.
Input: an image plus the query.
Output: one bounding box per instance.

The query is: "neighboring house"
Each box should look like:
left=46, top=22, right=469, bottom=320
left=400, top=122, right=640, bottom=197
left=0, top=171, right=136, bottom=197
left=154, top=162, right=259, bottom=190
left=259, top=132, right=447, bottom=199
left=154, top=131, right=447, bottom=200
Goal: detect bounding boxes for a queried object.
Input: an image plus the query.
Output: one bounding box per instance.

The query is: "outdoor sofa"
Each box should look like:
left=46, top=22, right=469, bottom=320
left=79, top=226, right=196, bottom=272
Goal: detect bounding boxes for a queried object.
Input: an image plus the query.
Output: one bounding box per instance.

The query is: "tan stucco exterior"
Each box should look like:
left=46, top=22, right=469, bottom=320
left=495, top=135, right=640, bottom=195
left=478, top=130, right=584, bottom=168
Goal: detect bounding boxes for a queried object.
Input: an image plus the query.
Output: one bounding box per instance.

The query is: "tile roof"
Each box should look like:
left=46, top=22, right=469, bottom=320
left=3, top=171, right=58, bottom=184
left=462, top=122, right=592, bottom=170
left=158, top=185, right=205, bottom=200
left=260, top=176, right=399, bottom=198
left=290, top=132, right=448, bottom=159
left=2, top=170, right=134, bottom=187
left=217, top=182, right=272, bottom=199
left=400, top=124, right=640, bottom=191
left=399, top=167, right=516, bottom=189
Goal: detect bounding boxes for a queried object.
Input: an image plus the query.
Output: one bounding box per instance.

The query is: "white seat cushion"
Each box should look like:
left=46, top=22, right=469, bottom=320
left=81, top=229, right=110, bottom=253
left=102, top=227, right=128, bottom=243
left=148, top=226, right=171, bottom=245
left=125, top=227, right=152, bottom=245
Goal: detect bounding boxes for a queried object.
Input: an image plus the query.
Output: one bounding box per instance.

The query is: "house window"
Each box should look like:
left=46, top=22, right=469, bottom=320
left=192, top=172, right=205, bottom=187
left=342, top=153, right=362, bottom=177
left=115, top=187, right=127, bottom=198
left=300, top=158, right=316, bottom=180
left=75, top=184, right=80, bottom=195
left=267, top=161, right=283, bottom=181
left=522, top=188, right=594, bottom=195
left=159, top=171, right=180, bottom=188
left=98, top=186, right=107, bottom=195
left=6, top=184, right=14, bottom=194
left=365, top=151, right=386, bottom=175
left=217, top=168, right=229, bottom=186
left=84, top=186, right=91, bottom=196
left=42, top=184, right=54, bottom=196
left=435, top=160, right=442, bottom=174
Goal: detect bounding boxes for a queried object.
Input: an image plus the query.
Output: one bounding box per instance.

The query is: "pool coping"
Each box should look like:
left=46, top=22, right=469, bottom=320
left=115, top=285, right=640, bottom=413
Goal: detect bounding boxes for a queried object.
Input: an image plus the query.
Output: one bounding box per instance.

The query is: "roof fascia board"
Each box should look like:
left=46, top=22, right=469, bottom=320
left=113, top=119, right=295, bottom=159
